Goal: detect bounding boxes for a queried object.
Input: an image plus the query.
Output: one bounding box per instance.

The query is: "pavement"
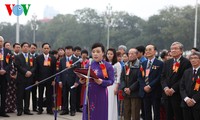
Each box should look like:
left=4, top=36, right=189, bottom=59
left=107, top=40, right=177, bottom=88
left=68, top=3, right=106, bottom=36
left=1, top=111, right=82, bottom=120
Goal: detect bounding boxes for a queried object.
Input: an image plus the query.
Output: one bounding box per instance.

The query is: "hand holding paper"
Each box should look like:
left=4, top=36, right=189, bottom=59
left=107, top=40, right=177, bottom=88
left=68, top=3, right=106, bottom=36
left=79, top=78, right=86, bottom=84
left=74, top=68, right=98, bottom=79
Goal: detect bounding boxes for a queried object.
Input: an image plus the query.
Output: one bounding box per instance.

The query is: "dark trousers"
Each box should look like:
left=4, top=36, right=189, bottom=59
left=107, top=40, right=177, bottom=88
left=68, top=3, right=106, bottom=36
left=143, top=94, right=161, bottom=120
left=62, top=83, right=76, bottom=112
left=16, top=81, right=31, bottom=112
left=165, top=94, right=183, bottom=120
left=31, top=85, right=38, bottom=110
left=183, top=108, right=200, bottom=120
left=141, top=100, right=145, bottom=120
left=76, top=84, right=82, bottom=109
left=38, top=82, right=53, bottom=112
left=124, top=97, right=141, bottom=120
left=0, top=76, right=7, bottom=114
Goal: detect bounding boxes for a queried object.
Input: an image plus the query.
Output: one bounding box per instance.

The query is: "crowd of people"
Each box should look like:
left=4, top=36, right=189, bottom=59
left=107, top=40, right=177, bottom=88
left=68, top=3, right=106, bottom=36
left=0, top=35, right=200, bottom=120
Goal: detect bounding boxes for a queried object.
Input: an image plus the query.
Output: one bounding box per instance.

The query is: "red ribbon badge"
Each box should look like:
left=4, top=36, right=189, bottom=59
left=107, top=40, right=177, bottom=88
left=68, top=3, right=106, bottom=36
left=173, top=62, right=180, bottom=73
left=99, top=61, right=108, bottom=78
left=30, top=57, right=33, bottom=67
left=194, top=77, right=200, bottom=91
left=6, top=53, right=10, bottom=64
left=140, top=66, right=144, bottom=77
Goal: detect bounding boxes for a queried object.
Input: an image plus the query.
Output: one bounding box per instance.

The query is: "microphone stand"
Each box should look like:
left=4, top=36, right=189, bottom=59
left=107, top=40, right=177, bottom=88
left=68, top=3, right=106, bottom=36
left=53, top=75, right=58, bottom=120
left=25, top=58, right=82, bottom=120
left=85, top=59, right=92, bottom=120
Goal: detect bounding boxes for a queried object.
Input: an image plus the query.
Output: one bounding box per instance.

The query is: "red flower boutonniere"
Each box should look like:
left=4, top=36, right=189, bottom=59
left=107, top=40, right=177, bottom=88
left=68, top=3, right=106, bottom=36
left=125, top=64, right=130, bottom=75
left=140, top=66, right=144, bottom=77
left=81, top=60, right=88, bottom=68
left=48, top=57, right=51, bottom=66
left=99, top=61, right=108, bottom=78
left=56, top=61, right=60, bottom=70
left=173, top=61, right=180, bottom=73
left=194, top=76, right=200, bottom=91
left=6, top=53, right=10, bottom=64
left=30, top=57, right=33, bottom=67
left=69, top=60, right=73, bottom=65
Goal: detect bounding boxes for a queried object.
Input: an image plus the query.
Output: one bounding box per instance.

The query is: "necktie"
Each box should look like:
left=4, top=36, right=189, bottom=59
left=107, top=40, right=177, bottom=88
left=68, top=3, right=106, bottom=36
left=145, top=60, right=152, bottom=85
left=193, top=69, right=197, bottom=81
left=193, top=69, right=196, bottom=75
left=147, top=60, right=152, bottom=69
left=25, top=53, right=28, bottom=63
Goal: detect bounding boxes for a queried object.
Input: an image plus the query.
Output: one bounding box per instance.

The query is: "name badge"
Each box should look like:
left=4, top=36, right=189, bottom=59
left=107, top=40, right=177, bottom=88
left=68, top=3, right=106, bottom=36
left=66, top=61, right=71, bottom=68
left=44, top=60, right=49, bottom=66
left=0, top=53, right=3, bottom=61
left=25, top=57, right=28, bottom=62
left=145, top=69, right=150, bottom=77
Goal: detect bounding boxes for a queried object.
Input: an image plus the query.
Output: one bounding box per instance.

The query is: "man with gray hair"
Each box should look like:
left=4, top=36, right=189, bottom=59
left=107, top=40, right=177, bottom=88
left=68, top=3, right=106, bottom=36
left=0, top=36, right=11, bottom=117
left=118, top=45, right=127, bottom=68
left=121, top=48, right=141, bottom=120
left=118, top=45, right=127, bottom=55
left=180, top=51, right=200, bottom=120
left=161, top=42, right=191, bottom=120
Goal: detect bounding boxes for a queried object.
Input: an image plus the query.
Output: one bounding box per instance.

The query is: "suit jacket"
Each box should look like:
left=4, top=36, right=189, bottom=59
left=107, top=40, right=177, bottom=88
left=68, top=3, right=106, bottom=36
left=30, top=53, right=39, bottom=81
left=161, top=56, right=191, bottom=94
left=138, top=58, right=163, bottom=98
left=15, top=53, right=36, bottom=83
left=0, top=48, right=12, bottom=80
left=35, top=54, right=56, bottom=82
left=120, top=59, right=140, bottom=98
left=59, top=56, right=80, bottom=86
left=180, top=68, right=200, bottom=110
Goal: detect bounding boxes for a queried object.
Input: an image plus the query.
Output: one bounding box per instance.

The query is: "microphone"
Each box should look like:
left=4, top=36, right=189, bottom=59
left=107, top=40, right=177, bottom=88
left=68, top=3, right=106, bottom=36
left=71, top=58, right=82, bottom=67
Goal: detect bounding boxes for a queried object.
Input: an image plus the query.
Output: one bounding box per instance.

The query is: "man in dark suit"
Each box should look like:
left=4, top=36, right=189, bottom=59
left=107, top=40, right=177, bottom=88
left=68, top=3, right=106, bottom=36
left=0, top=36, right=11, bottom=117
left=121, top=48, right=141, bottom=120
left=59, top=46, right=80, bottom=116
left=13, top=43, right=21, bottom=55
left=138, top=44, right=163, bottom=120
left=36, top=43, right=56, bottom=115
left=180, top=52, right=200, bottom=120
left=29, top=43, right=39, bottom=112
left=15, top=42, right=36, bottom=116
left=161, top=42, right=191, bottom=120
left=73, top=46, right=82, bottom=112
